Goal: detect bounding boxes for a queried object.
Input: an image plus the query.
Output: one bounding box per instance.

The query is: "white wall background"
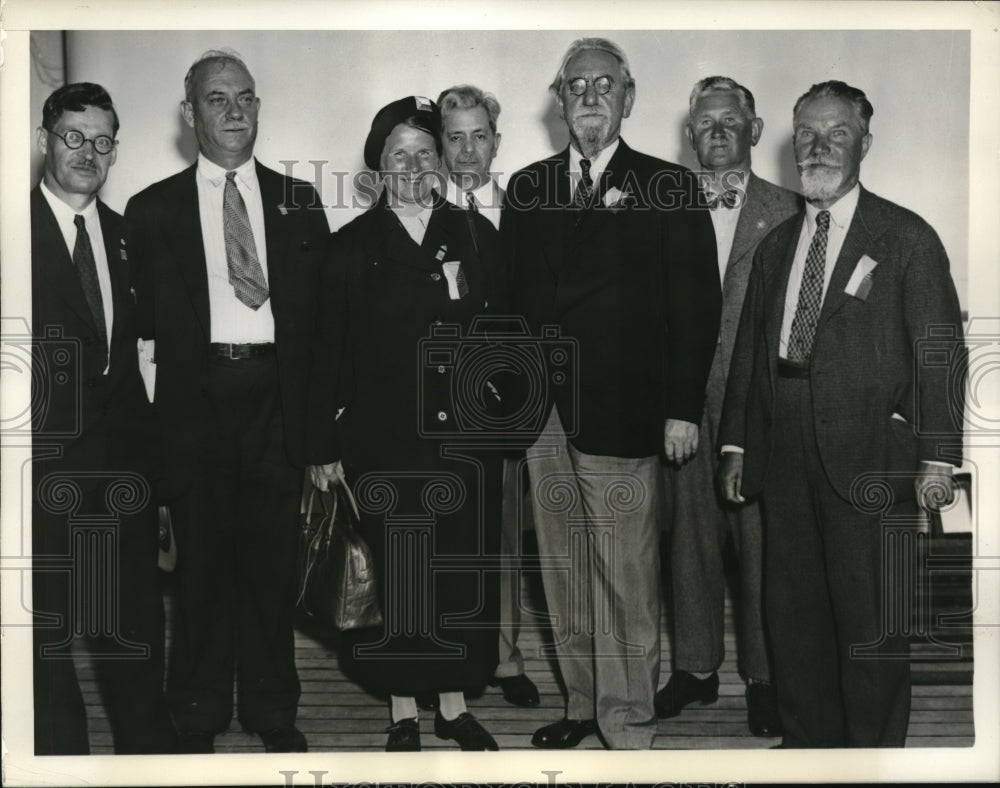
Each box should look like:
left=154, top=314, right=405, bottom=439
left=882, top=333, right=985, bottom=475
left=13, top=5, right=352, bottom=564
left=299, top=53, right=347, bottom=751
left=39, top=29, right=969, bottom=301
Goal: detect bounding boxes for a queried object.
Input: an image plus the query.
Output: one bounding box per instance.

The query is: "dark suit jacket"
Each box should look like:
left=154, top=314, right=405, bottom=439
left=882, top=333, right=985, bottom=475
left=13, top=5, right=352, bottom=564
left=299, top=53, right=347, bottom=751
left=719, top=186, right=965, bottom=501
left=31, top=186, right=154, bottom=474
left=307, top=190, right=507, bottom=466
left=502, top=139, right=721, bottom=458
left=124, top=160, right=330, bottom=497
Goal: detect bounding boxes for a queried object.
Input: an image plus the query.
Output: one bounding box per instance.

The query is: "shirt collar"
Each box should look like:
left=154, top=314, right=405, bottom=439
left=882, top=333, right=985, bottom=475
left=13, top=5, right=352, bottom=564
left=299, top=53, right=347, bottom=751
left=197, top=153, right=258, bottom=192
left=446, top=177, right=497, bottom=209
left=568, top=137, right=620, bottom=183
left=805, top=182, right=860, bottom=233
left=40, top=179, right=100, bottom=224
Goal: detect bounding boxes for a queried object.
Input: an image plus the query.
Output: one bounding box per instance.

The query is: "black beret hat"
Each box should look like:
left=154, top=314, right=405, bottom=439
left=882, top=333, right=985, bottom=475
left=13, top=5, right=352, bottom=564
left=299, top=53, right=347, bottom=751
left=363, top=95, right=441, bottom=170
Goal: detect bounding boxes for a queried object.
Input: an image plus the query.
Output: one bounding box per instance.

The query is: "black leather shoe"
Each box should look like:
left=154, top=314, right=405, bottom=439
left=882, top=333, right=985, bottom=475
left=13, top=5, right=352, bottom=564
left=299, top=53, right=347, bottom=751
left=654, top=671, right=719, bottom=718
left=260, top=725, right=308, bottom=753
left=385, top=718, right=421, bottom=752
left=177, top=732, right=215, bottom=754
left=531, top=718, right=598, bottom=749
left=492, top=674, right=541, bottom=707
left=746, top=682, right=783, bottom=737
left=434, top=712, right=499, bottom=751
left=416, top=692, right=439, bottom=712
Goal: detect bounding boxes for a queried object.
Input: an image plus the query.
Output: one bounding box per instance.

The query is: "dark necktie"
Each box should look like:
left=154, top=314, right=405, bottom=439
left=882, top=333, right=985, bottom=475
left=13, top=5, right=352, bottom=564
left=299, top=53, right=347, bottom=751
left=573, top=158, right=594, bottom=208
left=706, top=189, right=741, bottom=209
left=786, top=210, right=831, bottom=365
left=223, top=171, right=269, bottom=310
left=73, top=215, right=108, bottom=366
left=466, top=191, right=478, bottom=213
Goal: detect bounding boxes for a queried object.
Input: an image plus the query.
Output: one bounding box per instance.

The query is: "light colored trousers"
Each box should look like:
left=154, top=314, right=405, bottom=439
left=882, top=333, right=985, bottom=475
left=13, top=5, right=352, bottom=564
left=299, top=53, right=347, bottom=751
left=526, top=407, right=662, bottom=749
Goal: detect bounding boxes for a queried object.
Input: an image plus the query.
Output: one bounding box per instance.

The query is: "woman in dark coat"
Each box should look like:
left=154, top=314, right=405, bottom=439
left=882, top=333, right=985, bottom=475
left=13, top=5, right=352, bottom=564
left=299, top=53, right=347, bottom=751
left=308, top=97, right=504, bottom=752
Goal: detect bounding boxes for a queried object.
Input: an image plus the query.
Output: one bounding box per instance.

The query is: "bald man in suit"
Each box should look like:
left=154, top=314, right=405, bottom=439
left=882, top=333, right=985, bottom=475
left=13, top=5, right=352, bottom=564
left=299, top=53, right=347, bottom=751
left=658, top=76, right=799, bottom=738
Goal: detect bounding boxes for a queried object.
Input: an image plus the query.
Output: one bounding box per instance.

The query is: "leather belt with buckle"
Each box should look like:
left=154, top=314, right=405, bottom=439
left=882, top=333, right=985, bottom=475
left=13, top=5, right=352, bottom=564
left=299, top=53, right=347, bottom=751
left=211, top=342, right=275, bottom=360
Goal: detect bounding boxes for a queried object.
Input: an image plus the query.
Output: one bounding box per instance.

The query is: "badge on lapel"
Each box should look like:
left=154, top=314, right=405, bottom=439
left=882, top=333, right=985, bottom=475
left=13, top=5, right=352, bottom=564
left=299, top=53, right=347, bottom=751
left=278, top=204, right=288, bottom=216
left=120, top=237, right=128, bottom=261
left=845, top=254, right=878, bottom=301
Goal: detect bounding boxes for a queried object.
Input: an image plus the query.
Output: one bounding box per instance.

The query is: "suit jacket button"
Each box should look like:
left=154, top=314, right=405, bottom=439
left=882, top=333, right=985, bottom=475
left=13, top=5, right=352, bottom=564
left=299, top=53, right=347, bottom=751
left=431, top=273, right=441, bottom=281
left=437, top=410, right=448, bottom=421
left=437, top=365, right=446, bottom=374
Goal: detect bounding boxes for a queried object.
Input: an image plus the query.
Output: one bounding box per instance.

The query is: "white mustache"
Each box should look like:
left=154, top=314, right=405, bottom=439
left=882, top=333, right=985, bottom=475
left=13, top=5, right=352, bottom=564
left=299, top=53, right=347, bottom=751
left=799, top=159, right=839, bottom=169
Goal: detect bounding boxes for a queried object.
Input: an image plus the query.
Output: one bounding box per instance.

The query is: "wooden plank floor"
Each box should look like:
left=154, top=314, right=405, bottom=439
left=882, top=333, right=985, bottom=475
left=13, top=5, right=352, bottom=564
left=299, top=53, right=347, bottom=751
left=76, top=534, right=975, bottom=753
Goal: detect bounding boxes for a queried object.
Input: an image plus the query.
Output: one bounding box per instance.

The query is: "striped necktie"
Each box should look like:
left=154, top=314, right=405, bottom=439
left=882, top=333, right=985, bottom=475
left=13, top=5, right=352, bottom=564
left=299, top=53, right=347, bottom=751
left=573, top=158, right=594, bottom=208
left=73, top=214, right=108, bottom=367
left=223, top=171, right=269, bottom=309
left=786, top=210, right=831, bottom=364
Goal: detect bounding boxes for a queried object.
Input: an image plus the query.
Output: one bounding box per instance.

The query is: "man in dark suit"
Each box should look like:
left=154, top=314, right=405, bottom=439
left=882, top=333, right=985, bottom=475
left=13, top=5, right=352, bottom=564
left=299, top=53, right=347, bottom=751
left=124, top=50, right=329, bottom=753
left=437, top=83, right=541, bottom=711
left=719, top=80, right=965, bottom=747
left=503, top=38, right=720, bottom=749
left=657, top=76, right=799, bottom=737
left=31, top=82, right=174, bottom=754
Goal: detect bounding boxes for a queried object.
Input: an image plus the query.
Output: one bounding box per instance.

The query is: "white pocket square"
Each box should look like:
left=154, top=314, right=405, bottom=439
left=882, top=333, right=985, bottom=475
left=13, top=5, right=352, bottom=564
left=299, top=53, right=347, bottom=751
left=845, top=254, right=878, bottom=300
left=603, top=187, right=631, bottom=210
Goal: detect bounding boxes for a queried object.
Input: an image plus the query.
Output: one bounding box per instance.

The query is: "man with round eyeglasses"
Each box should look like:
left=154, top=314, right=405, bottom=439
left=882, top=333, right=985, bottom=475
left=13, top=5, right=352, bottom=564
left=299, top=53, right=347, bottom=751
left=31, top=82, right=174, bottom=754
left=503, top=37, right=720, bottom=750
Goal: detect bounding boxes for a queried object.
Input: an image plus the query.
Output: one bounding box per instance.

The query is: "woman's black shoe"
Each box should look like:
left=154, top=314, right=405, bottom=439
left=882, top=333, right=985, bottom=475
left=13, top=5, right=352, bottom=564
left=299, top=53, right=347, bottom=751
left=385, top=718, right=421, bottom=752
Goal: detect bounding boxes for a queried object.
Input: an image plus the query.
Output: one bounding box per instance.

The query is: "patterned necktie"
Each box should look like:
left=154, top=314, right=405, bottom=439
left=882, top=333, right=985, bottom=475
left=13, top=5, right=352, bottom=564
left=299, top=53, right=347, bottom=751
left=786, top=210, right=831, bottom=364
left=466, top=191, right=478, bottom=213
left=706, top=189, right=741, bottom=209
left=73, top=215, right=108, bottom=366
left=573, top=158, right=594, bottom=208
left=223, top=171, right=269, bottom=310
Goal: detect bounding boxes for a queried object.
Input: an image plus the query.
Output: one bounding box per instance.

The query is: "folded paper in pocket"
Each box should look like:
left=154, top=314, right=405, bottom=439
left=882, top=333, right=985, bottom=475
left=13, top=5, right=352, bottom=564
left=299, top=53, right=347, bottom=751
left=845, top=254, right=878, bottom=300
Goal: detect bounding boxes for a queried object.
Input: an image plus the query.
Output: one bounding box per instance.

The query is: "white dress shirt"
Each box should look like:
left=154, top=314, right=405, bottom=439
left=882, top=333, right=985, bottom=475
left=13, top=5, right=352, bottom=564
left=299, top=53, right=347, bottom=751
left=568, top=138, right=620, bottom=197
left=40, top=180, right=114, bottom=374
left=445, top=178, right=503, bottom=231
left=195, top=154, right=275, bottom=343
left=779, top=184, right=860, bottom=358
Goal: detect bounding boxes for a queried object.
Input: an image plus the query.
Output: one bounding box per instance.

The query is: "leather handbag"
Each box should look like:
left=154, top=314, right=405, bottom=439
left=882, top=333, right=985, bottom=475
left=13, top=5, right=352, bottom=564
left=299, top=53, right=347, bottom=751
left=297, top=478, right=382, bottom=631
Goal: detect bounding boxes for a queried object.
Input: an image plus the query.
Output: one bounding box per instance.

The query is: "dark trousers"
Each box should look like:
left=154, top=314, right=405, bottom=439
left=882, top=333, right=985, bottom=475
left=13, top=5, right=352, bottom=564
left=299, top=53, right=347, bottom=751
left=32, top=468, right=173, bottom=754
left=762, top=375, right=911, bottom=747
left=166, top=356, right=301, bottom=734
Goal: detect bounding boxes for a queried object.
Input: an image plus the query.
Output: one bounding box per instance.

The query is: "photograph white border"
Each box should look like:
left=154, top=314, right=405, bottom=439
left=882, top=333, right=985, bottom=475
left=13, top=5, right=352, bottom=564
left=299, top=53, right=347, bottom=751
left=1, top=1, right=998, bottom=785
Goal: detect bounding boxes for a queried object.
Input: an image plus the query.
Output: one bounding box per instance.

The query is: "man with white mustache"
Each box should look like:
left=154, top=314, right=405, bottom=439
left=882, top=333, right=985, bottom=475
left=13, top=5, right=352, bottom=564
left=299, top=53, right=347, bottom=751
left=718, top=80, right=965, bottom=747
left=503, top=37, right=720, bottom=749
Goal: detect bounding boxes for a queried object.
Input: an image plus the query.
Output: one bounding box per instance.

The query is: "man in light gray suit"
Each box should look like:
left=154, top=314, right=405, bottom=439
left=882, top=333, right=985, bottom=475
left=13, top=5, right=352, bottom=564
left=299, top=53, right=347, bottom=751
left=657, top=76, right=799, bottom=736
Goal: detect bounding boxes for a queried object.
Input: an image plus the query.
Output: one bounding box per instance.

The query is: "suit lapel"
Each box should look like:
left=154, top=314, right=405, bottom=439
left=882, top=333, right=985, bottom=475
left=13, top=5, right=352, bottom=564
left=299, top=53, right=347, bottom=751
left=97, top=199, right=129, bottom=350
left=540, top=153, right=571, bottom=271
left=764, top=213, right=803, bottom=368
left=31, top=187, right=98, bottom=331
left=726, top=173, right=769, bottom=275
left=566, top=141, right=630, bottom=252
left=256, top=160, right=287, bottom=305
left=816, top=187, right=884, bottom=331
left=168, top=165, right=211, bottom=340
